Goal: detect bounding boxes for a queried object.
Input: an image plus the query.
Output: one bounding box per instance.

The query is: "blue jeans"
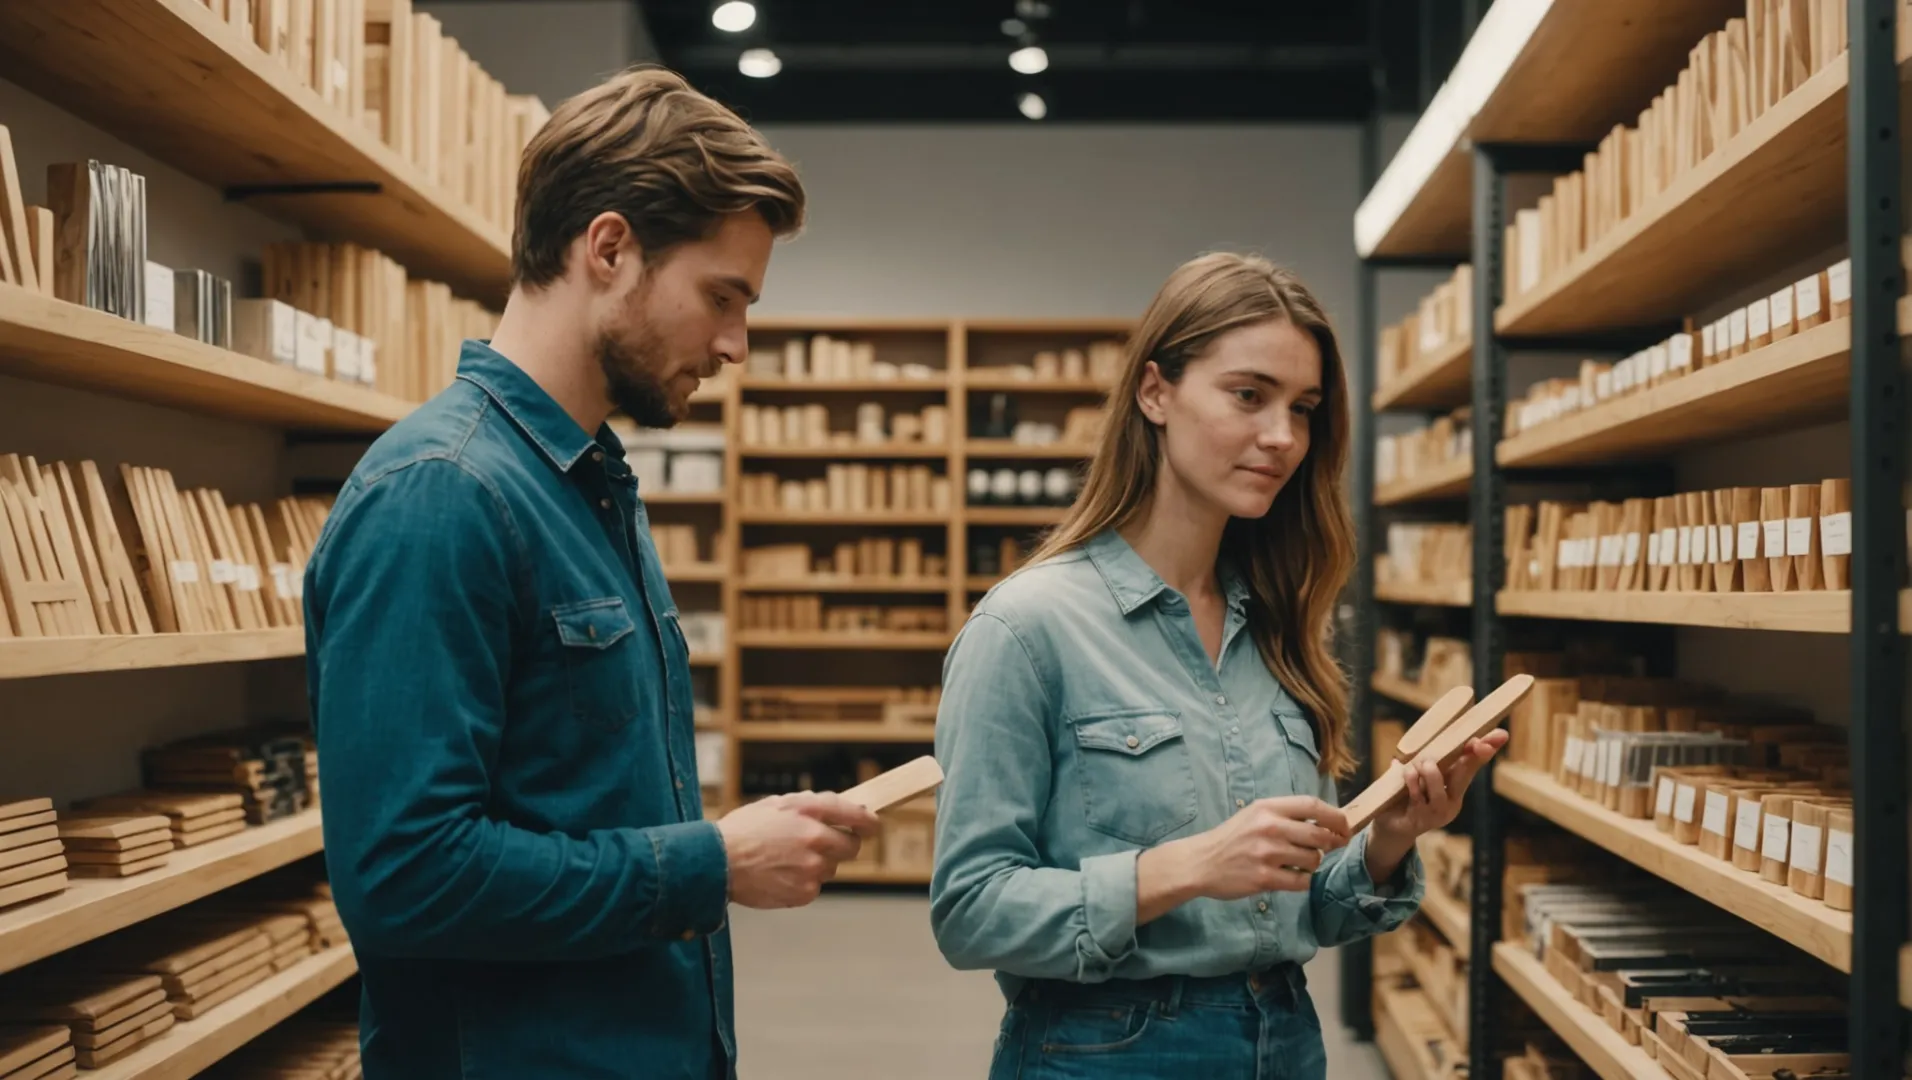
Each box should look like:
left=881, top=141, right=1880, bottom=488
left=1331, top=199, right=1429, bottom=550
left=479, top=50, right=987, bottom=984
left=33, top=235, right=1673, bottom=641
left=987, top=964, right=1327, bottom=1080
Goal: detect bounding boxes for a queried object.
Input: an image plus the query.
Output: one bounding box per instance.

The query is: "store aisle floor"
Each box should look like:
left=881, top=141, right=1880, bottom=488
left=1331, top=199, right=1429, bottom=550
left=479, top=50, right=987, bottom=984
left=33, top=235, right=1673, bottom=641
left=731, top=893, right=1391, bottom=1079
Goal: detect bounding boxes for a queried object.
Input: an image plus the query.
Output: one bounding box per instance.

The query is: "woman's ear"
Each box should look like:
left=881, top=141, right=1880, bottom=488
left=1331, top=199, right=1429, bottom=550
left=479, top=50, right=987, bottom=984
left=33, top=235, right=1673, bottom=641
left=1136, top=360, right=1170, bottom=426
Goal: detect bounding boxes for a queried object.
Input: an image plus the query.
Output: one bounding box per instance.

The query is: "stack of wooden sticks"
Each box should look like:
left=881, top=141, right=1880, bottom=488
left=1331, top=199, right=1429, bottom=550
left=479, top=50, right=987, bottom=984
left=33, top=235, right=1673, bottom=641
left=53, top=814, right=174, bottom=880
left=0, top=798, right=66, bottom=912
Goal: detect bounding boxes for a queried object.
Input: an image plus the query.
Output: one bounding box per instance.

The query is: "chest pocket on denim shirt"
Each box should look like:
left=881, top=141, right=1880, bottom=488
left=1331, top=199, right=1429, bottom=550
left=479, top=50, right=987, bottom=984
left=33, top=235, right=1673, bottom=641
left=1070, top=710, right=1198, bottom=846
left=1275, top=708, right=1323, bottom=794
left=552, top=597, right=640, bottom=728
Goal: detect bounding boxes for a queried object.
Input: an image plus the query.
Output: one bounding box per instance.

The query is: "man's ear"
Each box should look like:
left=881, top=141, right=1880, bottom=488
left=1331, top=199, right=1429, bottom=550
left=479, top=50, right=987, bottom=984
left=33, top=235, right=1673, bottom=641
left=578, top=211, right=635, bottom=285
left=1136, top=360, right=1170, bottom=425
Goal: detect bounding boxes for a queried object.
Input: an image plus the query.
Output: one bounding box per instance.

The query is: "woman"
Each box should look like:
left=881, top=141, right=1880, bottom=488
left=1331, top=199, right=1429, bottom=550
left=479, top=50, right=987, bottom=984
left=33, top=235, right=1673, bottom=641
left=929, top=252, right=1504, bottom=1079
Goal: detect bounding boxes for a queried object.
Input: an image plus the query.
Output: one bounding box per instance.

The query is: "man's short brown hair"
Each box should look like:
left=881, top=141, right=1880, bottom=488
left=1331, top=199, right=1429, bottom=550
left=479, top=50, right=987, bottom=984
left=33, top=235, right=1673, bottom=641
left=512, top=66, right=805, bottom=288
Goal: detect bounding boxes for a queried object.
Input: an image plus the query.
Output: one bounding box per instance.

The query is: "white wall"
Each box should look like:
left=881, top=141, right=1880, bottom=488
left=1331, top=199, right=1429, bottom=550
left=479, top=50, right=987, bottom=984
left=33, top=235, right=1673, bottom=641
left=417, top=0, right=651, bottom=110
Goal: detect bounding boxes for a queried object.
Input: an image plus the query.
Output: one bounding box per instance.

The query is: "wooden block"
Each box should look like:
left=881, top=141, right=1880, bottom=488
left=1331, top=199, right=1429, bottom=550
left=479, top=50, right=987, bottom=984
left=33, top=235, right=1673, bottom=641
left=0, top=1029, right=68, bottom=1079
left=0, top=799, right=52, bottom=823
left=1761, top=487, right=1794, bottom=591
left=0, top=979, right=158, bottom=1025
left=56, top=814, right=170, bottom=841
left=1821, top=806, right=1854, bottom=911
left=0, top=1047, right=74, bottom=1080
left=1392, top=686, right=1476, bottom=762
left=74, top=790, right=242, bottom=818
left=41, top=164, right=91, bottom=307
left=0, top=856, right=66, bottom=890
left=59, top=829, right=171, bottom=852
left=177, top=808, right=249, bottom=834
left=0, top=128, right=34, bottom=292
left=173, top=820, right=248, bottom=847
left=68, top=855, right=168, bottom=878
left=0, top=826, right=58, bottom=854
left=1787, top=483, right=1822, bottom=590
left=1787, top=799, right=1832, bottom=899
left=0, top=840, right=63, bottom=872
left=171, top=964, right=274, bottom=1020
left=80, top=462, right=155, bottom=635
left=68, top=1001, right=172, bottom=1050
left=63, top=841, right=172, bottom=865
left=1345, top=675, right=1535, bottom=831
left=22, top=207, right=53, bottom=298
left=841, top=756, right=944, bottom=813
left=0, top=812, right=56, bottom=835
left=1819, top=477, right=1850, bottom=589
left=73, top=1014, right=173, bottom=1069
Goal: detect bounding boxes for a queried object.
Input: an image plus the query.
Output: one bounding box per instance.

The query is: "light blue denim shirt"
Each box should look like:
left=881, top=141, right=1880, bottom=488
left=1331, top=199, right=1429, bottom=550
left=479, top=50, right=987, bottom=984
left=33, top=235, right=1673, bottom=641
left=930, top=529, right=1423, bottom=1001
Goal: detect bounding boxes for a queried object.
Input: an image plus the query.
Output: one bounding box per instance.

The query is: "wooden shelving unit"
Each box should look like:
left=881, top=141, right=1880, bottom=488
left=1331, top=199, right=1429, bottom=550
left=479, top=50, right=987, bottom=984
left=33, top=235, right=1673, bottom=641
left=1497, top=318, right=1852, bottom=467
left=1420, top=888, right=1471, bottom=962
left=0, top=0, right=511, bottom=305
left=687, top=652, right=726, bottom=667
left=962, top=374, right=1110, bottom=393
left=85, top=947, right=357, bottom=1080
left=1375, top=456, right=1472, bottom=506
left=739, top=377, right=948, bottom=392
left=1374, top=580, right=1472, bottom=608
left=0, top=629, right=306, bottom=680
left=1494, top=764, right=1851, bottom=972
left=833, top=864, right=932, bottom=886
left=963, top=440, right=1095, bottom=459
left=739, top=577, right=951, bottom=594
left=1371, top=336, right=1472, bottom=412
left=734, top=631, right=954, bottom=651
left=1374, top=984, right=1448, bottom=1080
left=1496, top=589, right=1850, bottom=634
left=1492, top=944, right=1669, bottom=1080
left=0, top=285, right=414, bottom=432
left=966, top=506, right=1067, bottom=526
left=741, top=444, right=949, bottom=459
left=643, top=491, right=725, bottom=506
left=0, top=811, right=325, bottom=976
left=737, top=722, right=936, bottom=744
left=1370, top=673, right=1447, bottom=712
left=663, top=563, right=728, bottom=583
left=738, top=509, right=950, bottom=525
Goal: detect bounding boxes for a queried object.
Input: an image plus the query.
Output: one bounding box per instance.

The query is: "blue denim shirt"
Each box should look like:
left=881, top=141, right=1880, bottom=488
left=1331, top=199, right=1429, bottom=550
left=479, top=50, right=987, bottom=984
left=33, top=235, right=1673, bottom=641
left=305, top=340, right=733, bottom=1080
left=930, top=529, right=1422, bottom=1003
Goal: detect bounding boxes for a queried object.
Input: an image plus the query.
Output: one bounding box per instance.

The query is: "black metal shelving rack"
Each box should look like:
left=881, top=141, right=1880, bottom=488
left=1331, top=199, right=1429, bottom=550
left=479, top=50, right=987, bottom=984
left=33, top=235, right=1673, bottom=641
left=1351, top=1, right=1909, bottom=1075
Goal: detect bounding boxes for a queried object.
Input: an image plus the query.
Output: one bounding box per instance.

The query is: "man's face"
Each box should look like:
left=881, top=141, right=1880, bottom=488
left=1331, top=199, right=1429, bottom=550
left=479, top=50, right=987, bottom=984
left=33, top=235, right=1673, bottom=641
left=596, top=210, right=772, bottom=427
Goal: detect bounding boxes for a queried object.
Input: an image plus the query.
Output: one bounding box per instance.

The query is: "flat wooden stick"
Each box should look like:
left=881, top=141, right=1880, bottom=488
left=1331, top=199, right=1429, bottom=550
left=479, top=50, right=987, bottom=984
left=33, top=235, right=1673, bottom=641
left=840, top=756, right=943, bottom=813
left=1391, top=685, right=1475, bottom=763
left=1342, top=674, right=1535, bottom=833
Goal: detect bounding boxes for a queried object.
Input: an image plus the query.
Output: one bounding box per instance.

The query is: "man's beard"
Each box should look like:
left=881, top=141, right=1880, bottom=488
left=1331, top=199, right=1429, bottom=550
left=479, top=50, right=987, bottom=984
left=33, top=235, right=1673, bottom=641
left=596, top=324, right=681, bottom=429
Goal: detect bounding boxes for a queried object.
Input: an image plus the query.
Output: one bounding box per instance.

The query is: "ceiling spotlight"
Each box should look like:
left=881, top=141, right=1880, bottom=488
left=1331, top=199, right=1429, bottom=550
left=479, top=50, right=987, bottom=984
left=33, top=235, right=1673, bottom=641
left=1008, top=45, right=1049, bottom=75
left=1017, top=92, right=1048, bottom=120
left=738, top=47, right=781, bottom=78
left=711, top=1, right=757, bottom=32
left=1000, top=17, right=1027, bottom=36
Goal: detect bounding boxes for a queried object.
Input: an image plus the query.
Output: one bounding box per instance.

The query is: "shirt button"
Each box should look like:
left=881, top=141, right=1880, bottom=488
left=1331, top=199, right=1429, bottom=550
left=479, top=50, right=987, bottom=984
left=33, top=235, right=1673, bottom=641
left=593, top=451, right=605, bottom=463
left=1231, top=726, right=1240, bottom=735
left=1257, top=901, right=1269, bottom=913
left=1235, top=798, right=1246, bottom=809
left=1216, top=694, right=1227, bottom=706
left=587, top=624, right=597, bottom=640
left=680, top=929, right=696, bottom=942
left=1124, top=735, right=1139, bottom=749
left=600, top=497, right=612, bottom=509
left=676, top=779, right=685, bottom=790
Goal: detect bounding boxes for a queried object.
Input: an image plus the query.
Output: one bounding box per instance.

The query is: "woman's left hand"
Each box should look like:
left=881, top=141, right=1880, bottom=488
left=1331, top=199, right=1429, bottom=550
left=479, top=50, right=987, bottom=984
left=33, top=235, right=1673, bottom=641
left=1369, top=729, right=1509, bottom=848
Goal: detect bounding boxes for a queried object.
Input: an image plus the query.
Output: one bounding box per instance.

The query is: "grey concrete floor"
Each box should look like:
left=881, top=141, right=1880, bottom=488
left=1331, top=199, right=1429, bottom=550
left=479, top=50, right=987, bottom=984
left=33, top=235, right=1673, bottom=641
left=730, top=893, right=1391, bottom=1080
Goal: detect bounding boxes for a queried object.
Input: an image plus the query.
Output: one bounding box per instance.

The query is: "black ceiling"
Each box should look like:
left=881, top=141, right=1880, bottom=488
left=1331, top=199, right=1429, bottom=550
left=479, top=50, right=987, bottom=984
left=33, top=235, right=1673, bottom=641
left=639, top=1, right=1472, bottom=123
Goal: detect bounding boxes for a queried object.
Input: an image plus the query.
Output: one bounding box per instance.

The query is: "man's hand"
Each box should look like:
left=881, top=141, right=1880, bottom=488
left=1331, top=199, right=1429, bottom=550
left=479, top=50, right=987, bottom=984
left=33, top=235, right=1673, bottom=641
left=716, top=792, right=882, bottom=909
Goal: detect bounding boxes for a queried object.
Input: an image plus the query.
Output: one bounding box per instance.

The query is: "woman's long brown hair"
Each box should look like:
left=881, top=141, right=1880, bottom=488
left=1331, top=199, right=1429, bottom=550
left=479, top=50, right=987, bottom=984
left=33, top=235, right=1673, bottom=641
left=1027, top=252, right=1356, bottom=778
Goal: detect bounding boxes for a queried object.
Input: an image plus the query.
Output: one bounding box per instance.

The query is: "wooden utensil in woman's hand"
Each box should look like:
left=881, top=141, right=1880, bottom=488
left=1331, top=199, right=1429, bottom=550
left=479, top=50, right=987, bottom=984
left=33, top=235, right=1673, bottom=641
left=1341, top=674, right=1534, bottom=833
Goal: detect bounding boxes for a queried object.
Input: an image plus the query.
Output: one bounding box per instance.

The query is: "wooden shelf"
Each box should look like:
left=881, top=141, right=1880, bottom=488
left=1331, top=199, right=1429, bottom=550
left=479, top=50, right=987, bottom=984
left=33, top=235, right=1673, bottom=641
left=1372, top=336, right=1472, bottom=413
left=741, top=444, right=948, bottom=459
left=1498, top=318, right=1852, bottom=467
left=643, top=491, right=725, bottom=506
left=85, top=947, right=356, bottom=1080
left=687, top=652, right=725, bottom=667
left=736, top=631, right=953, bottom=650
left=1492, top=944, right=1670, bottom=1080
left=1494, top=764, right=1851, bottom=971
left=1375, top=456, right=1471, bottom=506
left=1374, top=580, right=1472, bottom=608
left=737, top=722, right=936, bottom=743
left=663, top=563, right=727, bottom=583
left=966, top=575, right=1006, bottom=591
left=0, top=284, right=412, bottom=432
left=962, top=373, right=1112, bottom=393
left=739, top=577, right=950, bottom=594
left=832, top=864, right=931, bottom=886
left=1496, top=589, right=1848, bottom=634
left=1420, top=887, right=1471, bottom=961
left=0, top=628, right=305, bottom=680
left=1371, top=673, right=1446, bottom=712
left=0, top=810, right=324, bottom=976
left=966, top=506, right=1067, bottom=526
left=0, top=0, right=510, bottom=306
left=962, top=440, right=1095, bottom=459
left=739, top=378, right=948, bottom=392
left=1373, top=983, right=1448, bottom=1080
left=1495, top=58, right=1852, bottom=338
left=739, top=509, right=948, bottom=525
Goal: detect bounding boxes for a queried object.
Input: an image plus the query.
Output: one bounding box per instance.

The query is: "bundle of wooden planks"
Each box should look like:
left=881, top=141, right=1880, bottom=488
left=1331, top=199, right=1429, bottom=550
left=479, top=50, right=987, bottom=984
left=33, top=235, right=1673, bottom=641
left=0, top=1025, right=74, bottom=1080
left=54, top=814, right=174, bottom=880
left=0, top=972, right=174, bottom=1070
left=72, top=791, right=250, bottom=851
left=201, top=1014, right=362, bottom=1080
left=1505, top=0, right=1850, bottom=301
left=202, top=867, right=346, bottom=954
left=0, top=799, right=67, bottom=912
left=1376, top=264, right=1474, bottom=392
left=142, top=724, right=319, bottom=825
left=0, top=125, right=54, bottom=300
left=1504, top=477, right=1852, bottom=595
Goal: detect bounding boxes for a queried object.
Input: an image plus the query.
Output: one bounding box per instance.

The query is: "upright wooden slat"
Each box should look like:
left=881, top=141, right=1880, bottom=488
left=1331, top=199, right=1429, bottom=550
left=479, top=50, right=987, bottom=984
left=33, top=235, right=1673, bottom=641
left=80, top=462, right=153, bottom=634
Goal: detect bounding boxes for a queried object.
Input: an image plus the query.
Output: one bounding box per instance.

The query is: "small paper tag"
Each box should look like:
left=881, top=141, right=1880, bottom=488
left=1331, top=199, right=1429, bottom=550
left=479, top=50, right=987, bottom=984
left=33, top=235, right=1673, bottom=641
left=237, top=565, right=262, bottom=592
left=1603, top=739, right=1625, bottom=786
left=1729, top=308, right=1748, bottom=348
left=1649, top=345, right=1669, bottom=379
left=1738, top=521, right=1762, bottom=559
left=1624, top=532, right=1642, bottom=566
left=1763, top=815, right=1791, bottom=860
left=1557, top=539, right=1573, bottom=569
left=1734, top=800, right=1763, bottom=850
left=1670, top=334, right=1693, bottom=370
left=1678, top=526, right=1693, bottom=565
left=171, top=560, right=201, bottom=584
left=1563, top=737, right=1585, bottom=774
left=1748, top=299, right=1770, bottom=339
left=1821, top=511, right=1853, bottom=556
left=1656, top=776, right=1676, bottom=816
left=1599, top=535, right=1622, bottom=567
left=1797, top=276, right=1823, bottom=318
left=1648, top=532, right=1663, bottom=566
left=1659, top=528, right=1676, bottom=565
left=292, top=572, right=305, bottom=600
left=1828, top=259, right=1851, bottom=305
left=1718, top=523, right=1735, bottom=561
left=1701, top=323, right=1717, bottom=358
left=1581, top=740, right=1602, bottom=778
left=1702, top=791, right=1730, bottom=836
left=1790, top=822, right=1823, bottom=872
left=209, top=559, right=237, bottom=584
left=1596, top=370, right=1613, bottom=399
left=1705, top=524, right=1719, bottom=563
left=1787, top=517, right=1813, bottom=556
left=1770, top=286, right=1794, bottom=329
left=1764, top=519, right=1786, bottom=558
left=1675, top=783, right=1699, bottom=823
left=1824, top=828, right=1854, bottom=886
left=271, top=564, right=293, bottom=600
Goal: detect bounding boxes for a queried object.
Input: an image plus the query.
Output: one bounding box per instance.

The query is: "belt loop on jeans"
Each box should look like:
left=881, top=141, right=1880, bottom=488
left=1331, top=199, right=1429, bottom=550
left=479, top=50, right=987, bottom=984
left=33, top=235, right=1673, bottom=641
left=1161, top=976, right=1184, bottom=1019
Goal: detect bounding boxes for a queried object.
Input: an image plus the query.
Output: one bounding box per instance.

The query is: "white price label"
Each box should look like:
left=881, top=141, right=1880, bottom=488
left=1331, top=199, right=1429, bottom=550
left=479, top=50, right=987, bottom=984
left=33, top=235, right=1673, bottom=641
left=1656, top=776, right=1676, bottom=816
left=1599, top=535, right=1622, bottom=567
left=1702, top=323, right=1717, bottom=358
left=1603, top=739, right=1625, bottom=786
left=1763, top=815, right=1792, bottom=860
left=292, top=572, right=304, bottom=600
left=1821, top=511, right=1853, bottom=557
left=1625, top=532, right=1642, bottom=566
left=1829, top=259, right=1851, bottom=305
left=1739, top=521, right=1761, bottom=560
left=209, top=559, right=237, bottom=584
left=1797, top=276, right=1823, bottom=319
left=1675, top=783, right=1699, bottom=823
left=1677, top=527, right=1693, bottom=565
left=1764, top=519, right=1786, bottom=558
left=1790, top=823, right=1823, bottom=873
left=1787, top=516, right=1813, bottom=556
left=1649, top=345, right=1669, bottom=379
left=170, top=560, right=200, bottom=584
left=1556, top=539, right=1573, bottom=569
left=1659, top=528, right=1676, bottom=564
left=1597, top=370, right=1613, bottom=399
left=1702, top=791, right=1730, bottom=836
left=1671, top=334, right=1693, bottom=370
left=1648, top=532, right=1663, bottom=566
left=1770, top=286, right=1793, bottom=328
left=1705, top=524, right=1719, bottom=563
left=1748, top=300, right=1770, bottom=339
left=237, top=565, right=262, bottom=592
left=1562, top=737, right=1585, bottom=775
left=1729, top=308, right=1748, bottom=348
left=1734, top=800, right=1763, bottom=850
left=1825, top=829, right=1854, bottom=886
left=1717, top=523, right=1735, bottom=561
left=270, top=564, right=293, bottom=600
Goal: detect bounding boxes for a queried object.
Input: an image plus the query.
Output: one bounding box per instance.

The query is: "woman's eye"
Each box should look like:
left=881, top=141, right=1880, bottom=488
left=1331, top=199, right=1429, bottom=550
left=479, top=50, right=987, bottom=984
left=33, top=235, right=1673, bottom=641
left=1293, top=402, right=1316, bottom=417
left=1233, top=388, right=1260, bottom=405
left=713, top=293, right=730, bottom=311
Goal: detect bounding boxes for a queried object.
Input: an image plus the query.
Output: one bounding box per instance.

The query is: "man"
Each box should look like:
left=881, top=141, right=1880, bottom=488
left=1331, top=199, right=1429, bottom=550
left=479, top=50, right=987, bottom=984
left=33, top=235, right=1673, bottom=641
left=305, top=66, right=880, bottom=1079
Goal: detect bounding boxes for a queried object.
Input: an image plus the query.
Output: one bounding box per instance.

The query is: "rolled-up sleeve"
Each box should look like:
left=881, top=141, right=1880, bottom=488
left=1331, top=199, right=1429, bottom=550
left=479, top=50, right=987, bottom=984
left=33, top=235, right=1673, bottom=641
left=1308, top=772, right=1424, bottom=946
left=307, top=458, right=728, bottom=962
left=929, top=612, right=1138, bottom=982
